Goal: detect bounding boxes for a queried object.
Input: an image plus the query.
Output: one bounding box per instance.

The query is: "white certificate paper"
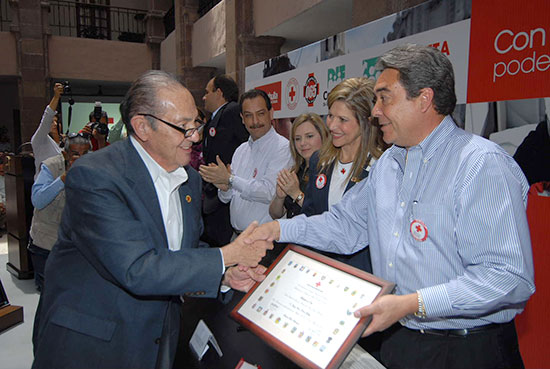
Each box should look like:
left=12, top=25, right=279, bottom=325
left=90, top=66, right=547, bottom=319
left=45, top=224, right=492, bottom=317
left=236, top=249, right=382, bottom=369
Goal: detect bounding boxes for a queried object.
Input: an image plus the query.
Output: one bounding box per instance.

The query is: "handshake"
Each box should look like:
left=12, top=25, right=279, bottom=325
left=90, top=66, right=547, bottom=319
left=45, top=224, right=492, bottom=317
left=220, top=221, right=282, bottom=292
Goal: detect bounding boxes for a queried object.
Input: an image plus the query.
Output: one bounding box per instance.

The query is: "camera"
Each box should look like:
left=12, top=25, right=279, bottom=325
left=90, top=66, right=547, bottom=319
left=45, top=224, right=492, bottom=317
left=61, top=81, right=71, bottom=94
left=91, top=101, right=109, bottom=136
left=91, top=121, right=109, bottom=136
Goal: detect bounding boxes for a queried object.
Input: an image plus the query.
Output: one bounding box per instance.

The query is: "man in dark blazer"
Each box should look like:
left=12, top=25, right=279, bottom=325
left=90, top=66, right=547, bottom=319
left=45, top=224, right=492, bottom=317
left=201, top=75, right=249, bottom=246
left=32, top=71, right=270, bottom=369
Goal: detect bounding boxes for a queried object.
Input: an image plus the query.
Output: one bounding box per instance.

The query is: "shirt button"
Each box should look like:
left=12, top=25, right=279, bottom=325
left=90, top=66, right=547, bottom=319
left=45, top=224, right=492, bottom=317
left=400, top=201, right=405, bottom=208
left=155, top=338, right=161, bottom=344
left=393, top=232, right=399, bottom=237
left=389, top=262, right=393, bottom=267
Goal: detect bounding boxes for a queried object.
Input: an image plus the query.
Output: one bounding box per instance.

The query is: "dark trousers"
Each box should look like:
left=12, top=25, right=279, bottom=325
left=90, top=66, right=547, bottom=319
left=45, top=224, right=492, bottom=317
left=27, top=242, right=50, bottom=292
left=380, top=322, right=524, bottom=369
left=201, top=202, right=233, bottom=248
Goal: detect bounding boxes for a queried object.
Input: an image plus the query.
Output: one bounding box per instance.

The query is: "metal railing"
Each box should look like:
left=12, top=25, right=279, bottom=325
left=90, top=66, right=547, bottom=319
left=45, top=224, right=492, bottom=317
left=49, top=1, right=147, bottom=43
left=198, top=0, right=222, bottom=17
left=0, top=0, right=11, bottom=32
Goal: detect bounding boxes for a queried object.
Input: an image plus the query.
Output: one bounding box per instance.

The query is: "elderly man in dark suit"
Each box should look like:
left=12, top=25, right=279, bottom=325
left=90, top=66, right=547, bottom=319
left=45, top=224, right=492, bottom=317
left=201, top=75, right=249, bottom=246
left=32, top=70, right=270, bottom=369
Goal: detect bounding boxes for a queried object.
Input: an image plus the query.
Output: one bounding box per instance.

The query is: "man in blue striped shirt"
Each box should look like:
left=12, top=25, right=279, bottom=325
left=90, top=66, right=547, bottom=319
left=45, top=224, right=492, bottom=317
left=251, top=44, right=535, bottom=368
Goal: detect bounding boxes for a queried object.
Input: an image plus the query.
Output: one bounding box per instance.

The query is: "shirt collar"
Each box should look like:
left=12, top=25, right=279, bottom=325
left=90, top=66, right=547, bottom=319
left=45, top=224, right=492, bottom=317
left=130, top=135, right=188, bottom=190
left=211, top=102, right=228, bottom=120
left=247, top=126, right=275, bottom=147
left=390, top=115, right=456, bottom=172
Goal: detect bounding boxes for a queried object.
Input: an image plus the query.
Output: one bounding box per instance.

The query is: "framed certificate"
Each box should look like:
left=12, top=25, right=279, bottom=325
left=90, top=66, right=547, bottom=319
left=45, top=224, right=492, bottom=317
left=230, top=245, right=395, bottom=369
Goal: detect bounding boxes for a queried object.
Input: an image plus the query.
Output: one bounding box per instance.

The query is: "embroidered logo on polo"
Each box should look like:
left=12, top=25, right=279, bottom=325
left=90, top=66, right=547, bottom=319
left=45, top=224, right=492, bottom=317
left=410, top=219, right=428, bottom=242
left=316, top=174, right=327, bottom=189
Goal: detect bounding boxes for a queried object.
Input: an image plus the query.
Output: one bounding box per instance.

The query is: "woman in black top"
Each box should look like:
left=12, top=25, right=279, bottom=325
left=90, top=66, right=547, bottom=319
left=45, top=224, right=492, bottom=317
left=269, top=113, right=329, bottom=219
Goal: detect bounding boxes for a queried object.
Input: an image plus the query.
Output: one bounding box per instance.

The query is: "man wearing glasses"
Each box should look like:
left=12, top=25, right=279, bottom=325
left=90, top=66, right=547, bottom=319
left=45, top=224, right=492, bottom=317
left=32, top=71, right=272, bottom=369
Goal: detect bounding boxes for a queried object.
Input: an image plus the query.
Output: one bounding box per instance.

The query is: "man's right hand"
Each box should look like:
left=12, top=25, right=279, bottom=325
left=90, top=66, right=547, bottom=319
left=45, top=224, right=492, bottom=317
left=221, top=221, right=274, bottom=267
left=246, top=220, right=281, bottom=244
left=54, top=83, right=64, bottom=97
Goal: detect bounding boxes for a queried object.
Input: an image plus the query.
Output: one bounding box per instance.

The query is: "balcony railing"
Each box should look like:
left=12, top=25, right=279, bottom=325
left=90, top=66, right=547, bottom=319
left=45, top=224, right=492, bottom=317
left=0, top=0, right=11, bottom=32
left=198, top=0, right=222, bottom=17
left=49, top=1, right=147, bottom=43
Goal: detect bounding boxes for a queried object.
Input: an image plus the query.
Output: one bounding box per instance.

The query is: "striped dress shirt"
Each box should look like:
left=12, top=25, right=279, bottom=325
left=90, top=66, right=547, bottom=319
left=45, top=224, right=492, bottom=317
left=279, top=116, right=535, bottom=330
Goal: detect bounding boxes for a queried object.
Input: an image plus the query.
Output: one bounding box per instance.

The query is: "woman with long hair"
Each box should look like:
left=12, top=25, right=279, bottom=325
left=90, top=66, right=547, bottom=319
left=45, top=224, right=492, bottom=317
left=303, top=77, right=388, bottom=272
left=269, top=113, right=329, bottom=219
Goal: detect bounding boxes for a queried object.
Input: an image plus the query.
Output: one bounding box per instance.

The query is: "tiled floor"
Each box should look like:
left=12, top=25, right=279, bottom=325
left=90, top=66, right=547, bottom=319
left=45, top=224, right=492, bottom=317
left=0, top=232, right=38, bottom=369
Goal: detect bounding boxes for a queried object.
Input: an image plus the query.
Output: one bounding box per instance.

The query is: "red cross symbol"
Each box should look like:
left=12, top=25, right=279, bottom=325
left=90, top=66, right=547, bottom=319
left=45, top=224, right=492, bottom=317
left=416, top=225, right=422, bottom=233
left=316, top=282, right=321, bottom=287
left=341, top=168, right=346, bottom=175
left=289, top=86, right=296, bottom=102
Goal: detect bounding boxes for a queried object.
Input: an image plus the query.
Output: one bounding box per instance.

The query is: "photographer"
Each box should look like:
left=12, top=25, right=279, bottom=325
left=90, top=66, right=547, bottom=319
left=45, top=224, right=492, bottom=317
left=31, top=83, right=65, bottom=178
left=28, top=133, right=91, bottom=292
left=81, top=105, right=110, bottom=151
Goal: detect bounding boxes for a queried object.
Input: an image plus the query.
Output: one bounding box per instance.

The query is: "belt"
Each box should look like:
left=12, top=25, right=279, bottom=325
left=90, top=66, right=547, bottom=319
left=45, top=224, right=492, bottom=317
left=411, top=322, right=506, bottom=337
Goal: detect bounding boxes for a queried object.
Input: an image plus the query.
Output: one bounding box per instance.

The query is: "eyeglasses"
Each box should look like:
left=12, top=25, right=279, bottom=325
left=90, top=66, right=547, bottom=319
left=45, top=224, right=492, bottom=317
left=138, top=113, right=205, bottom=138
left=67, top=132, right=89, bottom=139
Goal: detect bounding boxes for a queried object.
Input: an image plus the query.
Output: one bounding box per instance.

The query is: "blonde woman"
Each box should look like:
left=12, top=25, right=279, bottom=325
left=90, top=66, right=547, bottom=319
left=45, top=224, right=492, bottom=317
left=269, top=113, right=329, bottom=219
left=303, top=77, right=388, bottom=272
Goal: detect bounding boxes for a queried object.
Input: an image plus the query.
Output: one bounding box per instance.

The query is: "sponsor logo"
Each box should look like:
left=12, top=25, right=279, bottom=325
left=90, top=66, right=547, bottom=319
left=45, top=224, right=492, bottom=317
left=303, top=73, right=320, bottom=107
left=255, top=81, right=282, bottom=111
left=362, top=57, right=380, bottom=80
left=327, top=65, right=345, bottom=86
left=285, top=77, right=299, bottom=110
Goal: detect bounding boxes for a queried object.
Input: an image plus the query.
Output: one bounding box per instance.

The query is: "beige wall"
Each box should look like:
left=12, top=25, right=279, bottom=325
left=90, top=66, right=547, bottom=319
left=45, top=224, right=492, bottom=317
left=253, top=0, right=322, bottom=36
left=161, top=30, right=177, bottom=74
left=352, top=0, right=428, bottom=27
left=192, top=0, right=226, bottom=67
left=49, top=36, right=152, bottom=82
left=0, top=32, right=17, bottom=76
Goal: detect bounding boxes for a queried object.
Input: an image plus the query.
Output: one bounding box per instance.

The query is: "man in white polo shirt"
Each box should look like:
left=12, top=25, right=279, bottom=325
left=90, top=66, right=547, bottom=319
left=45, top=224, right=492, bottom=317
left=200, top=89, right=292, bottom=233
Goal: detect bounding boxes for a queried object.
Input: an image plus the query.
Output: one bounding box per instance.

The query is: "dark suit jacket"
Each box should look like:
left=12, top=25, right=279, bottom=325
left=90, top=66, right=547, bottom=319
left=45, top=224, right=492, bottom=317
left=302, top=151, right=373, bottom=272
left=202, top=101, right=248, bottom=214
left=32, top=139, right=224, bottom=369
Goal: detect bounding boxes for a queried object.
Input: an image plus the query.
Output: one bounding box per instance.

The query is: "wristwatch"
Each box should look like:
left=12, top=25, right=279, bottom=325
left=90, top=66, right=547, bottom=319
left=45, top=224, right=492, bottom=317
left=228, top=174, right=235, bottom=189
left=295, top=192, right=304, bottom=203
left=413, top=290, right=427, bottom=319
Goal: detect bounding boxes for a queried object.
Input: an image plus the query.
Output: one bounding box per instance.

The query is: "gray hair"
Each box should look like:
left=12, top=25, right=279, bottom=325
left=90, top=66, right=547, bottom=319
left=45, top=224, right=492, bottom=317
left=120, top=70, right=184, bottom=135
left=376, top=44, right=457, bottom=116
left=62, top=134, right=92, bottom=151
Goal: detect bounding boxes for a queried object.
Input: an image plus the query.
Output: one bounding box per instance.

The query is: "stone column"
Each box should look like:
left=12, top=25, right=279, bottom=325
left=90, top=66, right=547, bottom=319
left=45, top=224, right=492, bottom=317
left=10, top=0, right=50, bottom=145
left=145, top=7, right=165, bottom=70
left=225, top=0, right=284, bottom=93
left=174, top=0, right=216, bottom=106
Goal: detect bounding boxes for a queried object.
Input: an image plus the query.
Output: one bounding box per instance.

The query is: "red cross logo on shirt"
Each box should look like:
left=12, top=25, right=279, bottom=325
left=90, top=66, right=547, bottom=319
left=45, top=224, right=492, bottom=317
left=316, top=282, right=321, bottom=287
left=341, top=168, right=346, bottom=175
left=410, top=219, right=428, bottom=242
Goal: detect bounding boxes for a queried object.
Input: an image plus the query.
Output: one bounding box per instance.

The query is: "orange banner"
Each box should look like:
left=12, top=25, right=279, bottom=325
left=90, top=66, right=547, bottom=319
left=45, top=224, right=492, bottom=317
left=468, top=0, right=550, bottom=103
